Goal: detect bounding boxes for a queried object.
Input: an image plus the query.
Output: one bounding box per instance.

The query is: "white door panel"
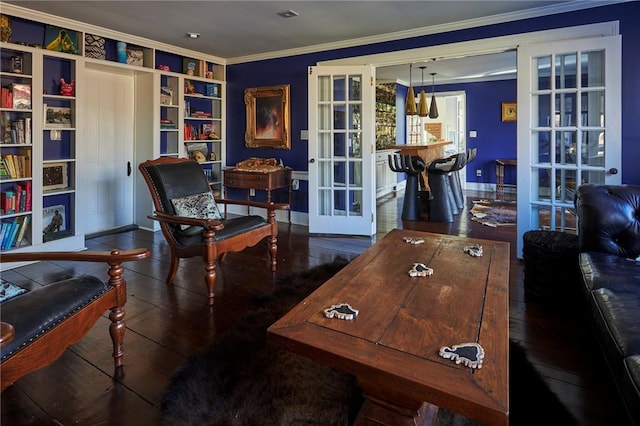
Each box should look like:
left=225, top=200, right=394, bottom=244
left=83, top=69, right=134, bottom=234
left=516, top=35, right=621, bottom=257
left=308, top=65, right=376, bottom=235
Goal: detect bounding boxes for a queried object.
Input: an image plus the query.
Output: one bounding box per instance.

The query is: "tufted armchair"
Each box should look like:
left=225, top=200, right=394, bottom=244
left=574, top=183, right=640, bottom=423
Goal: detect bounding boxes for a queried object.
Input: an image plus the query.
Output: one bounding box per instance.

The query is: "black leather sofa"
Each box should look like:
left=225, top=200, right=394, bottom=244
left=575, top=184, right=640, bottom=424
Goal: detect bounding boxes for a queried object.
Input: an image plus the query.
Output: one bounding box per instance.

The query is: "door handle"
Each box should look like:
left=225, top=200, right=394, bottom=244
left=608, top=167, right=618, bottom=175
left=309, top=158, right=315, bottom=163
left=127, top=161, right=132, bottom=176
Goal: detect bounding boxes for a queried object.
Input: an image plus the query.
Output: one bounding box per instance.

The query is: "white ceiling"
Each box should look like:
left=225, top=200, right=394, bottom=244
left=5, top=1, right=619, bottom=84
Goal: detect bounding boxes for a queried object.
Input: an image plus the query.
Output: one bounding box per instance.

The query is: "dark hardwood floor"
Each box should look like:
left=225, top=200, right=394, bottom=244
left=0, top=190, right=631, bottom=425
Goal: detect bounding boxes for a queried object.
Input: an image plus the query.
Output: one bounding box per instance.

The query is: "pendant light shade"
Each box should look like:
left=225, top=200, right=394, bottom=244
left=418, top=66, right=428, bottom=117
left=428, top=72, right=439, bottom=119
left=405, top=64, right=417, bottom=116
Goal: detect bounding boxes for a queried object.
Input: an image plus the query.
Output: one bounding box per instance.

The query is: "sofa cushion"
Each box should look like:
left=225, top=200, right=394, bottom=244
left=174, top=215, right=268, bottom=247
left=580, top=252, right=640, bottom=294
left=590, top=287, right=640, bottom=361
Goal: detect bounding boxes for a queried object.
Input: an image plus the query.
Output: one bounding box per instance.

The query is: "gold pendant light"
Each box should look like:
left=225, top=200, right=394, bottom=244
left=405, top=63, right=417, bottom=116
left=428, top=72, right=439, bottom=119
left=418, top=66, right=428, bottom=117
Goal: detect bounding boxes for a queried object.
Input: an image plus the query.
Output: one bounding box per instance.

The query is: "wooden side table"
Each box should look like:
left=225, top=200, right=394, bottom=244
left=495, top=159, right=517, bottom=199
left=223, top=168, right=292, bottom=222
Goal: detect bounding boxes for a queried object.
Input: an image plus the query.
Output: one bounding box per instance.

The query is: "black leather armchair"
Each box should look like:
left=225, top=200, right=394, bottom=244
left=575, top=184, right=640, bottom=424
left=139, top=157, right=289, bottom=305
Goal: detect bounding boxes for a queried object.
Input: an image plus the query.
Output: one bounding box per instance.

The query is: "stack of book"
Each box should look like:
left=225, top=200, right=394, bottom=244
left=0, top=215, right=30, bottom=250
left=160, top=118, right=176, bottom=129
left=1, top=149, right=32, bottom=178
left=0, top=181, right=32, bottom=214
left=0, top=116, right=31, bottom=144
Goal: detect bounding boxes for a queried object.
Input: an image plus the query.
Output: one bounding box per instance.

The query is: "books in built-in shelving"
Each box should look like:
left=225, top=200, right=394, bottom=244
left=0, top=114, right=31, bottom=144
left=0, top=84, right=31, bottom=109
left=1, top=149, right=32, bottom=179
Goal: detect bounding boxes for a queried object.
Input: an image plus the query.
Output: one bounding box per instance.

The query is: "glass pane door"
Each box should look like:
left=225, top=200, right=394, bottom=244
left=516, top=35, right=621, bottom=257
left=308, top=65, right=375, bottom=235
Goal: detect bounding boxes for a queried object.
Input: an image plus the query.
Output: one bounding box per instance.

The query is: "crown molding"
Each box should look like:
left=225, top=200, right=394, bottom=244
left=227, top=0, right=624, bottom=64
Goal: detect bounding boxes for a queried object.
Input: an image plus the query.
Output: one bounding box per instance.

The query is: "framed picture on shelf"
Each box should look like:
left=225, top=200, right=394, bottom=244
left=43, top=162, right=68, bottom=190
left=185, top=142, right=209, bottom=163
left=45, top=105, right=72, bottom=128
left=44, top=25, right=79, bottom=54
left=244, top=84, right=290, bottom=150
left=42, top=204, right=66, bottom=234
left=501, top=102, right=517, bottom=122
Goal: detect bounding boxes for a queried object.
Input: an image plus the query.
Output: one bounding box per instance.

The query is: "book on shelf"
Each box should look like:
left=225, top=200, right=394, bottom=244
left=1, top=220, right=18, bottom=250
left=23, top=117, right=30, bottom=143
left=14, top=185, right=21, bottom=214
left=2, top=155, right=17, bottom=178
left=0, top=222, right=7, bottom=247
left=23, top=180, right=31, bottom=211
left=14, top=215, right=30, bottom=247
left=17, top=148, right=31, bottom=177
left=1, top=190, right=15, bottom=215
left=11, top=84, right=31, bottom=110
left=11, top=119, right=25, bottom=144
left=0, top=87, right=13, bottom=109
left=0, top=161, right=8, bottom=178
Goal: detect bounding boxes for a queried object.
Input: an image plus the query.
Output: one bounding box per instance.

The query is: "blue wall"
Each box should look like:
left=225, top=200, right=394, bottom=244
left=226, top=1, right=640, bottom=213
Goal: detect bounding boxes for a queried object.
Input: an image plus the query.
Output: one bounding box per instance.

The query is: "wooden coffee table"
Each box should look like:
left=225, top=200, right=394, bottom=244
left=268, top=229, right=510, bottom=425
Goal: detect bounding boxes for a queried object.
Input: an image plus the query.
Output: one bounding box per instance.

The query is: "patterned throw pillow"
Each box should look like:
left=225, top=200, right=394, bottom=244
left=170, top=191, right=222, bottom=230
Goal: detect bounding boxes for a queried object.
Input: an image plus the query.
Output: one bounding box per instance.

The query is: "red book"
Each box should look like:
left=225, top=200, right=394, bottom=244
left=24, top=180, right=31, bottom=212
left=14, top=184, right=22, bottom=213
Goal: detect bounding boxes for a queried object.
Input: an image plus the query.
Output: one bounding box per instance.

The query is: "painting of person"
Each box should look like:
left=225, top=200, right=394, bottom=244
left=44, top=210, right=63, bottom=234
left=255, top=96, right=282, bottom=140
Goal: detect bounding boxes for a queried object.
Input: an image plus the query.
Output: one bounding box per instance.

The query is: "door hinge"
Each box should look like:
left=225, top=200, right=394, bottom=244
left=371, top=213, right=374, bottom=223
left=370, top=76, right=374, bottom=86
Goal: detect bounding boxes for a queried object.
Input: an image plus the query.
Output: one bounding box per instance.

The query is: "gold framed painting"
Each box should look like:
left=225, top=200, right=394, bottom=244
left=244, top=84, right=290, bottom=149
left=501, top=102, right=517, bottom=122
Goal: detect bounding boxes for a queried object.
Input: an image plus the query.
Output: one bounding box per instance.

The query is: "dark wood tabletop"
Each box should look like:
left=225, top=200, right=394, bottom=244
left=268, top=228, right=510, bottom=425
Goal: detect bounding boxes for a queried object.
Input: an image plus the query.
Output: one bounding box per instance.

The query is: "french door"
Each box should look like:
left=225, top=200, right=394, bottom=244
left=516, top=35, right=622, bottom=257
left=307, top=65, right=376, bottom=235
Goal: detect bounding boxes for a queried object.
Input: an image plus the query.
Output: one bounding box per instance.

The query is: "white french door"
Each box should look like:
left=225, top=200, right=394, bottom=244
left=516, top=35, right=622, bottom=257
left=307, top=65, right=376, bottom=235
